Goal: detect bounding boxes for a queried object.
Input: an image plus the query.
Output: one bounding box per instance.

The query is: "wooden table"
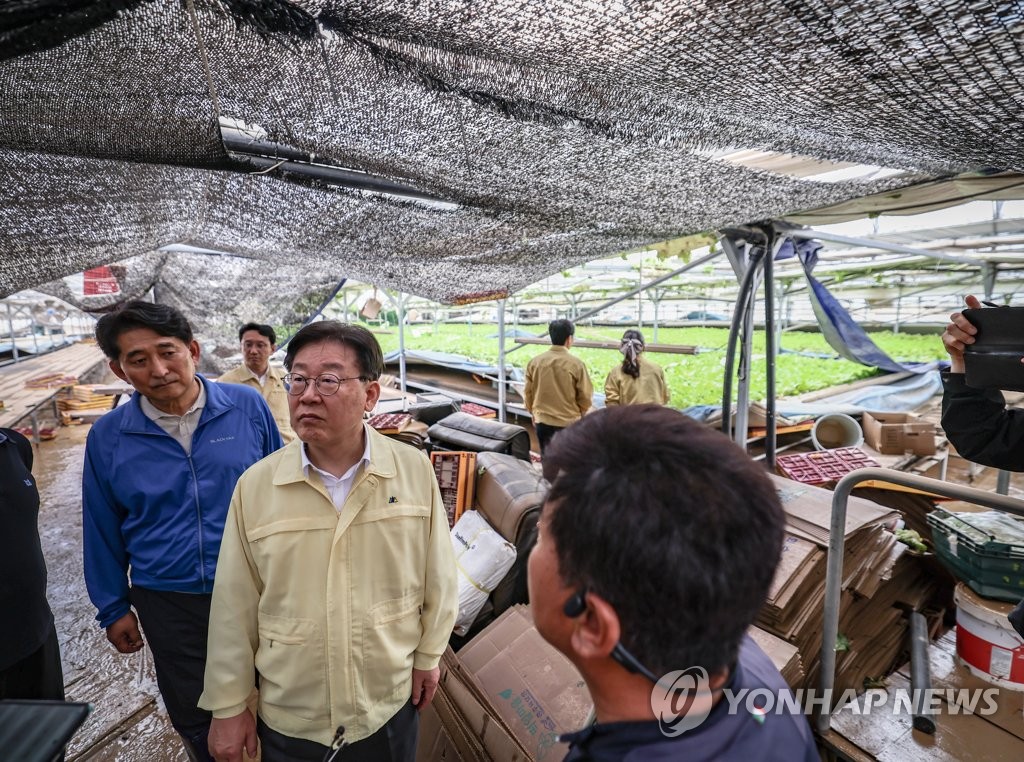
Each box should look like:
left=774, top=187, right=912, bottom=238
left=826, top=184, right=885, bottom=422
left=0, top=343, right=107, bottom=435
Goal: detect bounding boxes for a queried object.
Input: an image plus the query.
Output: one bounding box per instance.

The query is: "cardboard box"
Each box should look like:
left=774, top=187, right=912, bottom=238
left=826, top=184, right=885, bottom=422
left=862, top=411, right=936, bottom=455
left=425, top=647, right=528, bottom=762
left=416, top=697, right=472, bottom=762
left=458, top=607, right=592, bottom=761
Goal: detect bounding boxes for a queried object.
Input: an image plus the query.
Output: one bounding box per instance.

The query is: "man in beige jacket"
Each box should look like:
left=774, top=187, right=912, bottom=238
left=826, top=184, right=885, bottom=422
left=218, top=322, right=295, bottom=443
left=201, top=321, right=458, bottom=762
left=523, top=318, right=593, bottom=455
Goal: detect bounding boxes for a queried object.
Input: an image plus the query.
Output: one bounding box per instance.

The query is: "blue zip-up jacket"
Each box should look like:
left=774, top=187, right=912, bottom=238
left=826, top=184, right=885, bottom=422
left=83, top=375, right=282, bottom=628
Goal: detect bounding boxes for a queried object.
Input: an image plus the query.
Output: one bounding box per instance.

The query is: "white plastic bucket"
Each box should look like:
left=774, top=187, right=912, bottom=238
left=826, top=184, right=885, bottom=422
left=954, top=583, right=1024, bottom=690
left=811, top=413, right=864, bottom=451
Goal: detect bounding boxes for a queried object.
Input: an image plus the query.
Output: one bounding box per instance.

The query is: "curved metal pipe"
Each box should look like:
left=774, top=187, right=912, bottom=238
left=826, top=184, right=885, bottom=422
left=721, top=251, right=764, bottom=438
left=817, top=468, right=1024, bottom=735
left=762, top=227, right=777, bottom=468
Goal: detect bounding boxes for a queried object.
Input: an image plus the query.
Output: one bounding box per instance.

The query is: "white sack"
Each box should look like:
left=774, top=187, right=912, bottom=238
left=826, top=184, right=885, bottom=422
left=450, top=510, right=517, bottom=635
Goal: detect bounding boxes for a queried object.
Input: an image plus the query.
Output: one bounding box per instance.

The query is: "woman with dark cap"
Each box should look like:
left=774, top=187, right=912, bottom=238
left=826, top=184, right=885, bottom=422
left=604, top=329, right=670, bottom=406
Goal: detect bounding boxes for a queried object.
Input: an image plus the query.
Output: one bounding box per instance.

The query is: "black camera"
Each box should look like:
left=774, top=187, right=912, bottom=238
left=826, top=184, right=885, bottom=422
left=963, top=306, right=1024, bottom=391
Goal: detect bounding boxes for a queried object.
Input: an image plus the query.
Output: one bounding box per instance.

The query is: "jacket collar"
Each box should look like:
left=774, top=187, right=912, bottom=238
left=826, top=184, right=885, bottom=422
left=272, top=424, right=398, bottom=487
left=118, top=374, right=235, bottom=433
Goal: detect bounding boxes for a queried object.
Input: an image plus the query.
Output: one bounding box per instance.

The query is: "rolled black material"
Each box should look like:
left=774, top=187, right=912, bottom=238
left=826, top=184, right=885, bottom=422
left=909, top=610, right=936, bottom=735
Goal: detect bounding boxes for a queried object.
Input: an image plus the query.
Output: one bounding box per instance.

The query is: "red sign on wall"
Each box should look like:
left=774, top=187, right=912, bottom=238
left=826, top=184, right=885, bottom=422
left=83, top=266, right=120, bottom=295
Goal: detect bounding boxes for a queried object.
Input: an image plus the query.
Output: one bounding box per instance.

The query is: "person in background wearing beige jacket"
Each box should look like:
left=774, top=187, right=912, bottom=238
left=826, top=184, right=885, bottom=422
left=523, top=318, right=593, bottom=456
left=217, top=322, right=295, bottom=443
left=603, top=329, right=670, bottom=407
left=200, top=321, right=458, bottom=762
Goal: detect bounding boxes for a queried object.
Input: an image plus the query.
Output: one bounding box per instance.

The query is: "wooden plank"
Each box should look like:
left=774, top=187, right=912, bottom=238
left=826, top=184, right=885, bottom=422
left=895, top=630, right=1024, bottom=742
left=829, top=671, right=1024, bottom=761
left=511, top=336, right=698, bottom=354
left=0, top=343, right=106, bottom=427
left=75, top=708, right=189, bottom=762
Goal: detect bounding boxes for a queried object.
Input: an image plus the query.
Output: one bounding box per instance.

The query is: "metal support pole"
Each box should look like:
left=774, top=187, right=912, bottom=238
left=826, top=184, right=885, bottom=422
left=734, top=272, right=759, bottom=446
left=983, top=263, right=997, bottom=302
left=497, top=299, right=508, bottom=423
left=6, top=303, right=20, bottom=363
left=786, top=227, right=975, bottom=265
left=721, top=250, right=763, bottom=440
left=818, top=468, right=1024, bottom=735
left=894, top=280, right=903, bottom=334
left=396, top=293, right=407, bottom=395
left=31, top=309, right=39, bottom=354
left=762, top=228, right=781, bottom=469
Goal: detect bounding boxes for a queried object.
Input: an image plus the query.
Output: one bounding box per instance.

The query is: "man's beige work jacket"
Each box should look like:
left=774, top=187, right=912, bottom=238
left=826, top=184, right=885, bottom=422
left=199, top=428, right=458, bottom=745
left=218, top=363, right=295, bottom=443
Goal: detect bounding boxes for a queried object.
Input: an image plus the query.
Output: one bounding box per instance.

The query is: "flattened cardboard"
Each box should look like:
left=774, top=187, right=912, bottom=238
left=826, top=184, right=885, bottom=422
left=459, top=606, right=592, bottom=761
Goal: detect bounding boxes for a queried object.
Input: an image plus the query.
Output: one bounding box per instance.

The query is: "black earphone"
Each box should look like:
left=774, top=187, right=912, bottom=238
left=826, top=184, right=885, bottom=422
left=563, top=589, right=588, bottom=618
left=562, top=588, right=664, bottom=686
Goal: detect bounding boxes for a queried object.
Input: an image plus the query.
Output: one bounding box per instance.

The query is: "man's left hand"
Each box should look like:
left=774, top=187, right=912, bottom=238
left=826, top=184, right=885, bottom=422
left=411, top=666, right=440, bottom=711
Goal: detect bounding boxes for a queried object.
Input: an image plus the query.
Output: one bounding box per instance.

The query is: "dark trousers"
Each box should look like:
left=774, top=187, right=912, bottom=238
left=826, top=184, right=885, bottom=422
left=129, top=586, right=214, bottom=762
left=0, top=621, right=64, bottom=701
left=258, top=700, right=419, bottom=762
left=534, top=422, right=564, bottom=456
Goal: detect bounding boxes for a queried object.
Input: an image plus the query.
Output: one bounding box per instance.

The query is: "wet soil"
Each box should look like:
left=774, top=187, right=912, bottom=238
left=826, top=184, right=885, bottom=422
left=33, top=423, right=187, bottom=761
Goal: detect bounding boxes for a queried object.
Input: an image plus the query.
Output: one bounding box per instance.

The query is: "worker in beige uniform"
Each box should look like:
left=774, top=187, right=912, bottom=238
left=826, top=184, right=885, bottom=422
left=604, top=329, right=670, bottom=406
left=201, top=321, right=458, bottom=762
left=218, top=322, right=295, bottom=443
left=523, top=318, right=593, bottom=456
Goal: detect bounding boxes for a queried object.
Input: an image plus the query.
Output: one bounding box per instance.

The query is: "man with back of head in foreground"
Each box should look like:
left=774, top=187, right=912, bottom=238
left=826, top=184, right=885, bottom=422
left=529, top=405, right=817, bottom=761
left=83, top=300, right=282, bottom=761
left=218, top=322, right=295, bottom=443
left=201, top=321, right=458, bottom=762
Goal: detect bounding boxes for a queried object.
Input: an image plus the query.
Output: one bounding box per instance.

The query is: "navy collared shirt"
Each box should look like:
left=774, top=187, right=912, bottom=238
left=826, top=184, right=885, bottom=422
left=560, top=635, right=818, bottom=761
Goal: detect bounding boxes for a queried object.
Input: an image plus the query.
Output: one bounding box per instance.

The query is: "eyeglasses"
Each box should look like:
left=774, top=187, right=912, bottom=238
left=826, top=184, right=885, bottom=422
left=283, top=373, right=365, bottom=396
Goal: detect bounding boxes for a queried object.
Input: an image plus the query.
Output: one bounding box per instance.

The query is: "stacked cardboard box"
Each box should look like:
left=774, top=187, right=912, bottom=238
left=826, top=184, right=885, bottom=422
left=763, top=475, right=939, bottom=693
left=421, top=606, right=812, bottom=762
left=418, top=606, right=588, bottom=762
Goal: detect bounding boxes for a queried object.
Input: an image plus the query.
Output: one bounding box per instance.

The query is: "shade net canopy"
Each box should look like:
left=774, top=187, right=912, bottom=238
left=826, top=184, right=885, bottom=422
left=2, top=0, right=1023, bottom=347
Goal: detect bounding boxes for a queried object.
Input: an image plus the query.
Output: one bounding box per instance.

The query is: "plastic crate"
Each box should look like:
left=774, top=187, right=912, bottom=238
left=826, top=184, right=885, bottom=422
left=775, top=447, right=879, bottom=486
left=927, top=509, right=1024, bottom=603
left=367, top=412, right=412, bottom=433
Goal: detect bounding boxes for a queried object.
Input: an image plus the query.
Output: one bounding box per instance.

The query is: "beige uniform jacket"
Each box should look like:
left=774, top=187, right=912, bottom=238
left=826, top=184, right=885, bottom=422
left=218, top=364, right=295, bottom=443
left=523, top=345, right=593, bottom=427
left=604, top=356, right=670, bottom=406
left=199, top=428, right=458, bottom=745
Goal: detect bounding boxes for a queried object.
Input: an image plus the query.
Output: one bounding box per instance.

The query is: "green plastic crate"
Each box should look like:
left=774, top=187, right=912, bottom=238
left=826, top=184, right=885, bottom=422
left=928, top=509, right=1024, bottom=603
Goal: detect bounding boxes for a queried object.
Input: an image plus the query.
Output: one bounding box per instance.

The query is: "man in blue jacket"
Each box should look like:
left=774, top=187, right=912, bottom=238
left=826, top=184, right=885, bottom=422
left=83, top=300, right=281, bottom=761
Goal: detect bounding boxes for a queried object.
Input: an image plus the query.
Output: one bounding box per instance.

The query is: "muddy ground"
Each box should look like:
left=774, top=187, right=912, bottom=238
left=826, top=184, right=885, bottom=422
left=33, top=422, right=188, bottom=761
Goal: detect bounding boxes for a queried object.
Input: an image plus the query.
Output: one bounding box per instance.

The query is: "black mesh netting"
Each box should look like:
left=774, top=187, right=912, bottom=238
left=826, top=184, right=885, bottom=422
left=2, top=0, right=1022, bottom=341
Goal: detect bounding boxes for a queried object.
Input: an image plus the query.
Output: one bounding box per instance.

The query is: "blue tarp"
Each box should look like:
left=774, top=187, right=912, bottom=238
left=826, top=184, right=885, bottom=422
left=780, top=238, right=932, bottom=375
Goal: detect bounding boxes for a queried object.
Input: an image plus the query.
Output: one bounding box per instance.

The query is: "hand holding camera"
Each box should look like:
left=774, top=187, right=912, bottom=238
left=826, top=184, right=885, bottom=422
left=943, top=295, right=1024, bottom=390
